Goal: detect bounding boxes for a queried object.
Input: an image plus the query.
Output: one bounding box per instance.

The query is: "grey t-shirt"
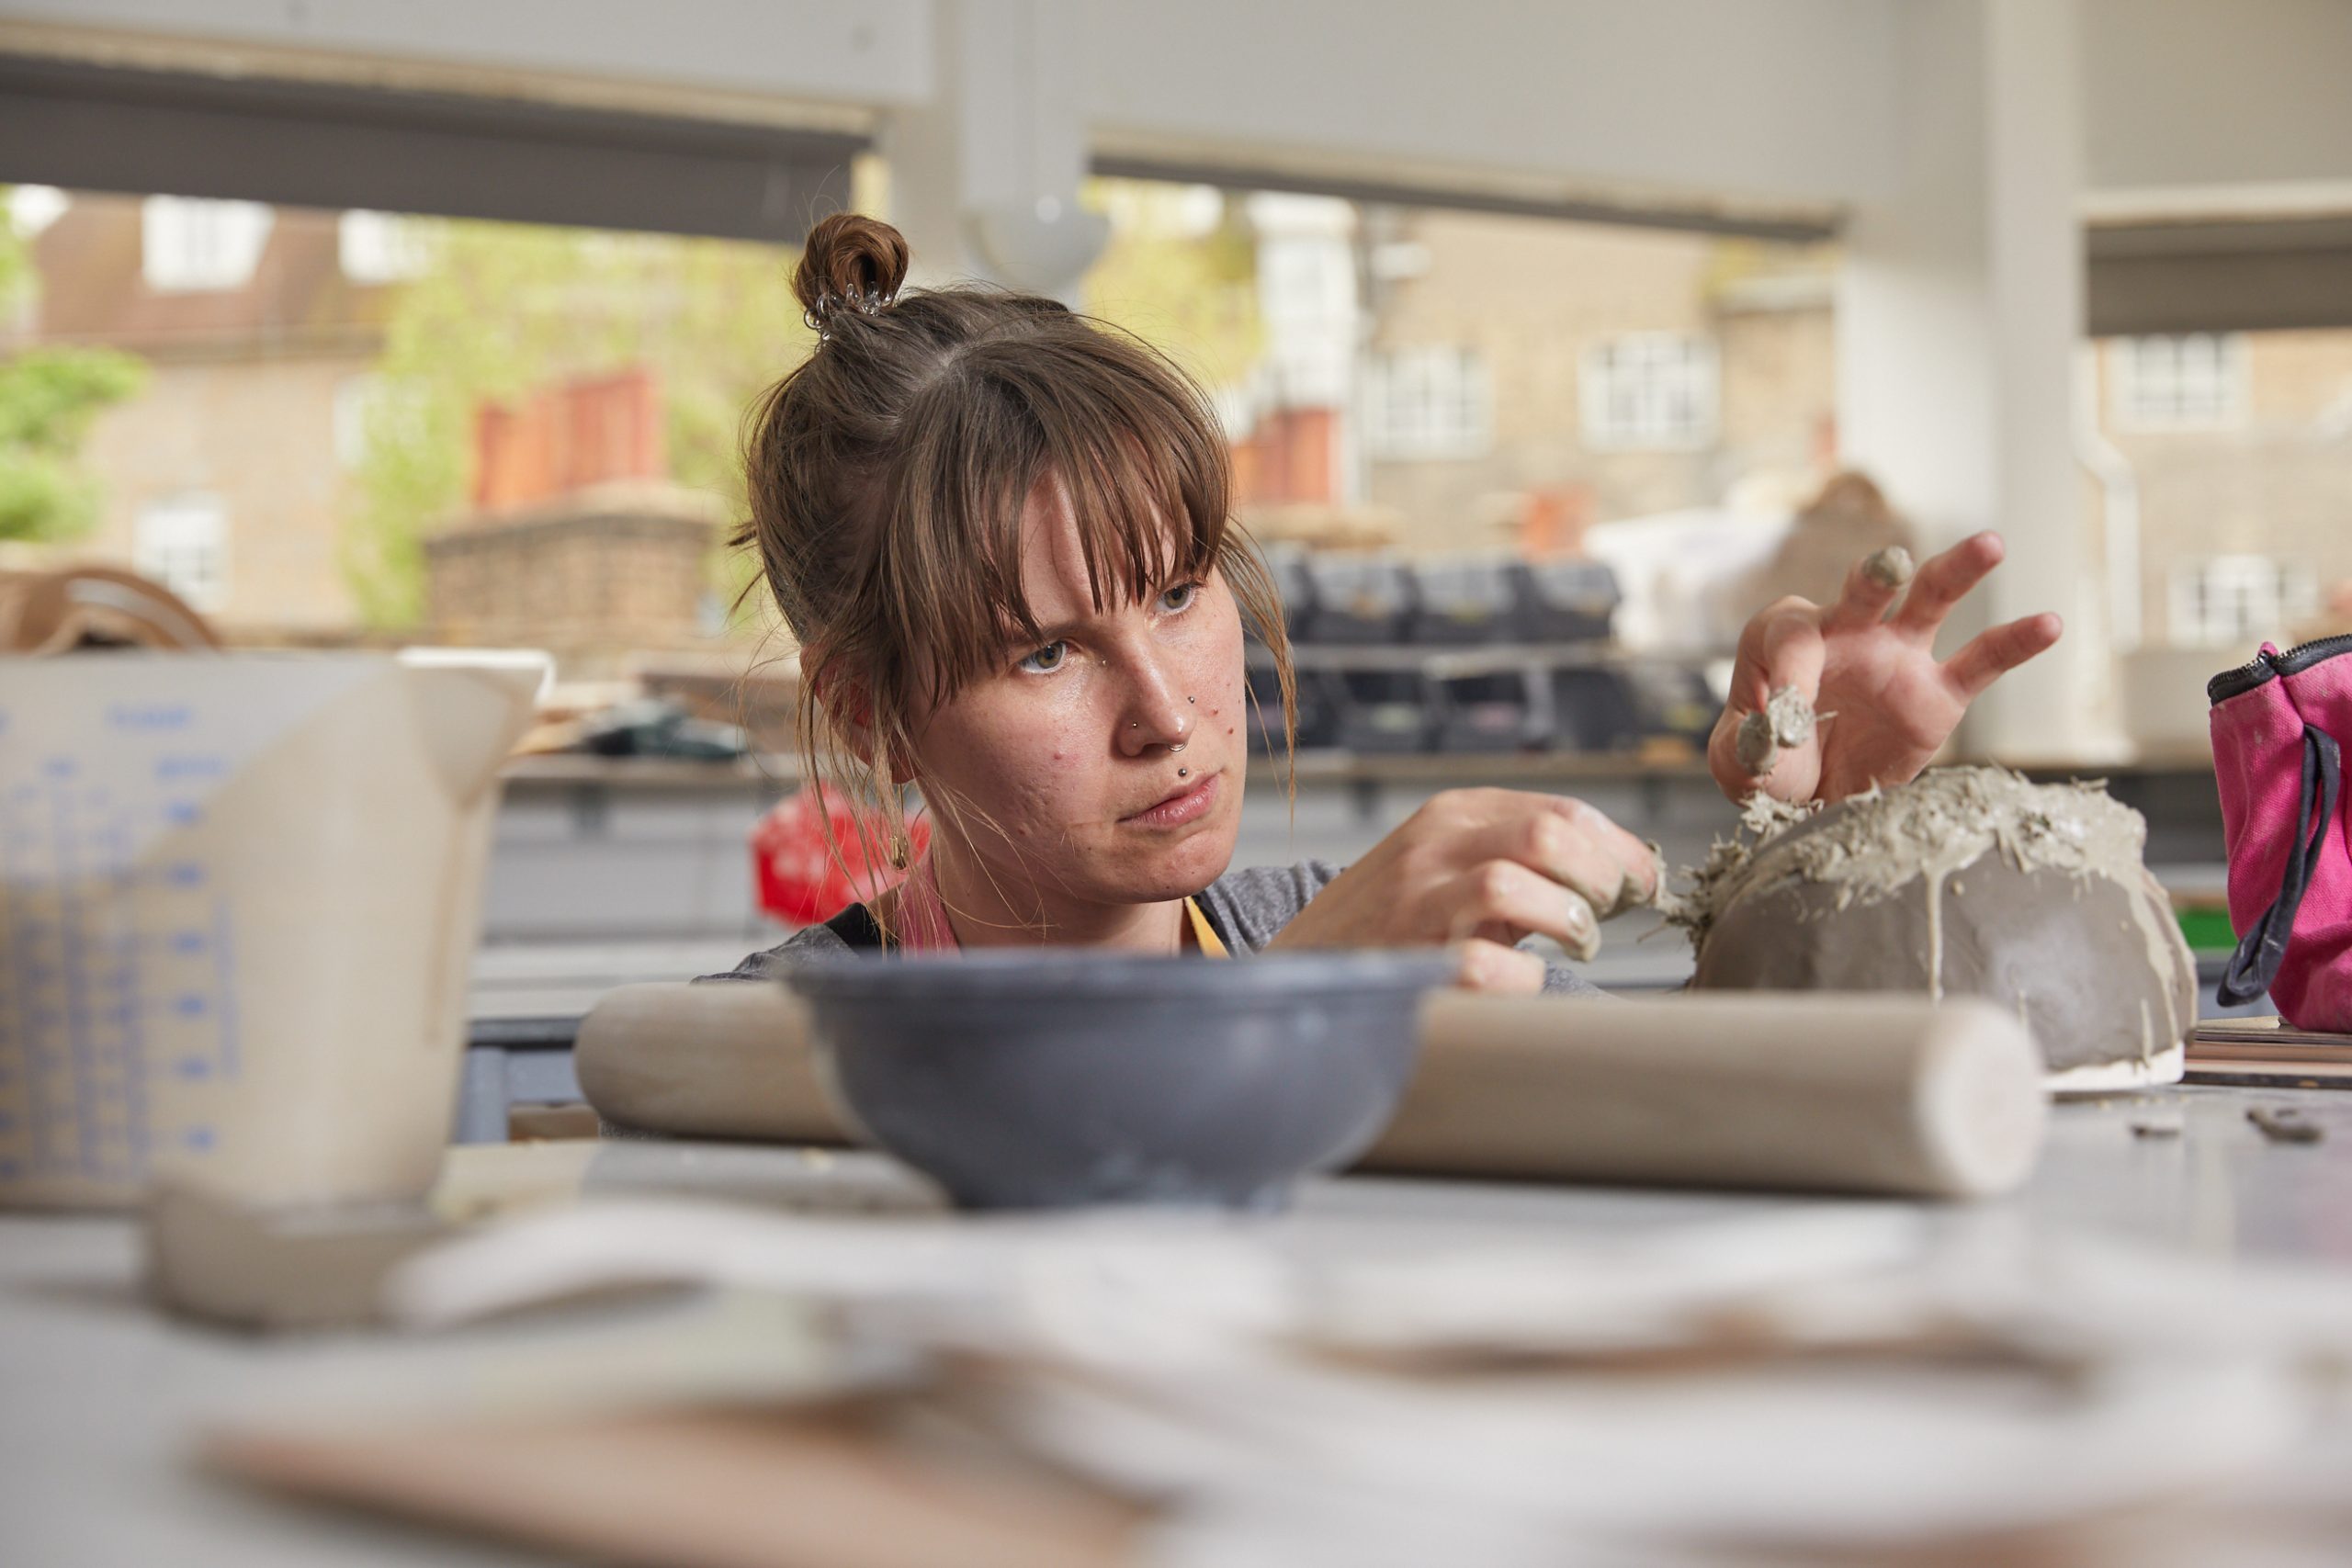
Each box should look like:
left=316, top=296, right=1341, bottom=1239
left=716, top=858, right=1602, bottom=996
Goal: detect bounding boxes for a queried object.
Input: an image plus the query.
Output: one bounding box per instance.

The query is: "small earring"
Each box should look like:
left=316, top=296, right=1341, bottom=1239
left=887, top=834, right=911, bottom=871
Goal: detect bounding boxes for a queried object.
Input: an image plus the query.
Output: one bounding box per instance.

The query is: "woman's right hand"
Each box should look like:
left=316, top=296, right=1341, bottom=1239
left=1266, top=788, right=1661, bottom=992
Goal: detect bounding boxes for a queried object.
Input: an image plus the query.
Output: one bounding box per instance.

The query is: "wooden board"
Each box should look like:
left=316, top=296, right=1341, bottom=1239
left=2188, top=1017, right=2352, bottom=1086
left=204, top=1405, right=1137, bottom=1568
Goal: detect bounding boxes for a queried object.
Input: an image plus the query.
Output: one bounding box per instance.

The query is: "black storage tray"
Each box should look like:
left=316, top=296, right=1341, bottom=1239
left=1410, top=558, right=1521, bottom=646
left=1512, top=560, right=1621, bottom=644
left=1298, top=557, right=1418, bottom=646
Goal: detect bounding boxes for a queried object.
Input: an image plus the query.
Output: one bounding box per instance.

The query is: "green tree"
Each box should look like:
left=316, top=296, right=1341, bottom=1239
left=1080, top=180, right=1263, bottom=392
left=347, top=219, right=814, bottom=627
left=0, top=190, right=145, bottom=543
left=348, top=187, right=1263, bottom=628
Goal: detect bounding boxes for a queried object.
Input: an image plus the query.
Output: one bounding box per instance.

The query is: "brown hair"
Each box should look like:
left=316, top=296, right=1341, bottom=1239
left=740, top=212, right=1296, bottom=916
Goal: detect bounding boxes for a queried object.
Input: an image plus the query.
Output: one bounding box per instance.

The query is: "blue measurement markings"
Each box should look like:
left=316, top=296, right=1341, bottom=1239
left=0, top=721, right=243, bottom=1187
left=106, top=703, right=192, bottom=731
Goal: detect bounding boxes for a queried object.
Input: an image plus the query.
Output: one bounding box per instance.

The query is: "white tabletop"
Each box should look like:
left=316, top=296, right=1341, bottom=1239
left=10, top=1087, right=2352, bottom=1566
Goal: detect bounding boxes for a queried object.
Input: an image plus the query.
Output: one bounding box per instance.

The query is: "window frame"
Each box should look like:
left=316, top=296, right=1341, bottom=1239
left=2166, top=553, right=2318, bottom=649
left=2108, top=333, right=2250, bottom=432
left=337, top=209, right=431, bottom=286
left=141, top=195, right=275, bottom=293
left=1578, top=331, right=1721, bottom=452
left=132, top=493, right=232, bottom=613
left=1364, top=344, right=1496, bottom=462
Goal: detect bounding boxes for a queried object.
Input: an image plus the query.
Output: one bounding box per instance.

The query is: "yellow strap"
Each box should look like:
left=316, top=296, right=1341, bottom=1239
left=1183, top=897, right=1229, bottom=957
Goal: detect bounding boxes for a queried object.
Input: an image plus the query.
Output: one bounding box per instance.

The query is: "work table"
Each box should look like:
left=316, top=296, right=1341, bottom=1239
left=8, top=1086, right=2352, bottom=1566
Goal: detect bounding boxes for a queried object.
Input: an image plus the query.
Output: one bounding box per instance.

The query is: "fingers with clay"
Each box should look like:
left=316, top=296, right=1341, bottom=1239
left=1457, top=796, right=1662, bottom=920
left=1712, top=527, right=2063, bottom=809
left=1827, top=545, right=1917, bottom=627
left=1444, top=858, right=1604, bottom=964
left=1713, top=597, right=1828, bottom=799
left=1734, top=683, right=1818, bottom=778
left=1263, top=787, right=1659, bottom=985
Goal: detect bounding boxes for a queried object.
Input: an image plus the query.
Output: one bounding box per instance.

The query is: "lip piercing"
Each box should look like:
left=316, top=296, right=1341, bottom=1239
left=1187, top=696, right=1196, bottom=704
left=1178, top=768, right=1189, bottom=777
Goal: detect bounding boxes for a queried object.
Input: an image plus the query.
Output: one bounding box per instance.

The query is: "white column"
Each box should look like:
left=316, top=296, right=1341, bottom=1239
left=882, top=0, right=1105, bottom=306
left=1838, top=0, right=2108, bottom=763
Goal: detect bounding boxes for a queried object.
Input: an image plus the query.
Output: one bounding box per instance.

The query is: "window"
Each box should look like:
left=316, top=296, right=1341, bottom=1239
left=1580, top=333, right=1719, bottom=450
left=2110, top=333, right=2248, bottom=430
left=141, top=197, right=272, bottom=291
left=133, top=496, right=230, bottom=612
left=7, top=184, right=67, bottom=239
left=2167, top=555, right=2318, bottom=648
left=332, top=375, right=383, bottom=470
left=337, top=209, right=430, bottom=285
left=1366, top=346, right=1493, bottom=460
left=1249, top=194, right=1355, bottom=326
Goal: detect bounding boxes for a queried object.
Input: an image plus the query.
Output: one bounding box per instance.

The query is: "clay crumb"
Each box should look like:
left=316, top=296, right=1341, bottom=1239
left=1863, top=546, right=1916, bottom=591
left=2246, top=1106, right=2323, bottom=1145
left=1654, top=789, right=1817, bottom=941
left=1734, top=683, right=1816, bottom=776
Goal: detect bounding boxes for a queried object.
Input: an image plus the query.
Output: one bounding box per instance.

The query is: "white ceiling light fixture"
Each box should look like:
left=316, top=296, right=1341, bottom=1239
left=966, top=193, right=1110, bottom=299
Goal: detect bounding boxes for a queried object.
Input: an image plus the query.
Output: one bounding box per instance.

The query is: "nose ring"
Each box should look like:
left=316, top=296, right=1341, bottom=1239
left=1170, top=740, right=1187, bottom=754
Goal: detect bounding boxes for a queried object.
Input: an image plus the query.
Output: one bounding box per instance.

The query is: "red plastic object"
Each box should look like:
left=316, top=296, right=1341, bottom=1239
left=751, top=786, right=929, bottom=927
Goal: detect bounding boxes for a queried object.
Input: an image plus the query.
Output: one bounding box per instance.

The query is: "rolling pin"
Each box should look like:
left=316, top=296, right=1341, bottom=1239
left=575, top=982, right=2046, bottom=1199
left=577, top=981, right=842, bottom=1145
left=1368, top=990, right=2045, bottom=1199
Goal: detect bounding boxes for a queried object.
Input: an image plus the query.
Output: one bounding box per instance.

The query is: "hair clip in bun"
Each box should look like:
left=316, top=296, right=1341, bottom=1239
left=804, top=284, right=897, bottom=338
left=795, top=213, right=914, bottom=342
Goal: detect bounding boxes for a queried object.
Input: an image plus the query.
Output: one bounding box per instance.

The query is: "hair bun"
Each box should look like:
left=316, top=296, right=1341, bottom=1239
left=794, top=213, right=910, bottom=330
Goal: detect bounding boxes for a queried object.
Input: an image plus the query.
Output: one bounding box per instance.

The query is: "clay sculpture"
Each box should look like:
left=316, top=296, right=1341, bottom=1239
left=1667, top=765, right=2199, bottom=1090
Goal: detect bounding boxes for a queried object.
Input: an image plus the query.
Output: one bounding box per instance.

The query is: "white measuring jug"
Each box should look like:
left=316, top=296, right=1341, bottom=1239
left=0, top=650, right=546, bottom=1209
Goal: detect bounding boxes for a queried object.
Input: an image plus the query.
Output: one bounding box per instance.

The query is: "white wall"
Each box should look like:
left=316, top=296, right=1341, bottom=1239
left=1079, top=0, right=1902, bottom=210
left=0, top=0, right=932, bottom=106
left=9, top=0, right=2350, bottom=207
left=2083, top=0, right=2352, bottom=195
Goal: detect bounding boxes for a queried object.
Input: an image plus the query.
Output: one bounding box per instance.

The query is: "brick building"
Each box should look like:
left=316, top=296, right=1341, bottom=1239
left=424, top=371, right=725, bottom=669
left=2092, top=329, right=2352, bottom=649
left=1229, top=198, right=1838, bottom=559
left=1248, top=199, right=2352, bottom=655
left=7, top=191, right=398, bottom=635
left=1358, top=211, right=1834, bottom=550
left=20, top=186, right=2345, bottom=657
left=8, top=192, right=735, bottom=661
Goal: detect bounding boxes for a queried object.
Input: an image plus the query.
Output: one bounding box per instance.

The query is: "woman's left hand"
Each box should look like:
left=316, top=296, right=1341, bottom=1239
left=1707, top=531, right=2063, bottom=805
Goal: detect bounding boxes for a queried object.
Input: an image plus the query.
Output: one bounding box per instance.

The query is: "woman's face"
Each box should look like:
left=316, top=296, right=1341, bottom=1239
left=907, top=481, right=1250, bottom=915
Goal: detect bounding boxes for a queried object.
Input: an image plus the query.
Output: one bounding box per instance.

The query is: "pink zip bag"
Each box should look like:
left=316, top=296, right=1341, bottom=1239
left=2209, top=635, right=2352, bottom=1029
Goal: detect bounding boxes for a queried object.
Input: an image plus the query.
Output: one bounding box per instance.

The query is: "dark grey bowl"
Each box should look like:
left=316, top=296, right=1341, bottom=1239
left=785, top=951, right=1451, bottom=1211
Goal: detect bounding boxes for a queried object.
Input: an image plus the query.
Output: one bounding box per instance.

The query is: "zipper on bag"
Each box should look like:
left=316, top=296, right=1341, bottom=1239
left=2208, top=632, right=2352, bottom=706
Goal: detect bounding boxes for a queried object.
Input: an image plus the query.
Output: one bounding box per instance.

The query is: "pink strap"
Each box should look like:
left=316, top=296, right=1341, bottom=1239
left=885, top=858, right=960, bottom=953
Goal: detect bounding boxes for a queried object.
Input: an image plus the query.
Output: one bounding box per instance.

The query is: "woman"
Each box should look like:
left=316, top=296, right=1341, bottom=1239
left=726, top=214, right=2060, bottom=993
